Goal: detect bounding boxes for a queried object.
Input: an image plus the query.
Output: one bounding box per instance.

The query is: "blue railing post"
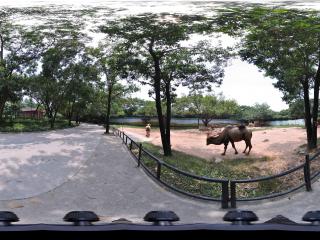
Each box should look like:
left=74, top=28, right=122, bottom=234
left=230, top=181, right=237, bottom=208
left=221, top=181, right=229, bottom=209
left=304, top=154, right=312, bottom=192
left=157, top=162, right=162, bottom=180
left=138, top=144, right=142, bottom=167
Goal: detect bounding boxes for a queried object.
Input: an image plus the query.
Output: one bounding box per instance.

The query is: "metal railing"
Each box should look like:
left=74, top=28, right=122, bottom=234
left=111, top=127, right=320, bottom=209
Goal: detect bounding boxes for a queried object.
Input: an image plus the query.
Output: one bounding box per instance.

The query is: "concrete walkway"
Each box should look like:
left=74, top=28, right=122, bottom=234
left=0, top=124, right=319, bottom=224
left=0, top=124, right=103, bottom=200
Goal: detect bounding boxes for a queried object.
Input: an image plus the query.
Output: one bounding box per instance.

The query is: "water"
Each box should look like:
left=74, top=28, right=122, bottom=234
left=267, top=119, right=304, bottom=126
left=111, top=117, right=305, bottom=126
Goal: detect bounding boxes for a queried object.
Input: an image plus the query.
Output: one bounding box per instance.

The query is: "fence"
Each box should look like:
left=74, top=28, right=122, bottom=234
left=111, top=127, right=320, bottom=209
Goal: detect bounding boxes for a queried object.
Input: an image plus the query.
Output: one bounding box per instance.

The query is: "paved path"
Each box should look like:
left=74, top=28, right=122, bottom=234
left=0, top=124, right=103, bottom=200
left=0, top=124, right=319, bottom=224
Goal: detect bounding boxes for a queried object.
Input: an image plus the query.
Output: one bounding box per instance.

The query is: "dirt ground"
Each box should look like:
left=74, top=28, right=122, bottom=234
left=121, top=126, right=320, bottom=174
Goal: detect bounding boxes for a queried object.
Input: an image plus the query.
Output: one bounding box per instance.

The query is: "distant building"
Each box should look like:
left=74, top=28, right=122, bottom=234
left=19, top=107, right=45, bottom=119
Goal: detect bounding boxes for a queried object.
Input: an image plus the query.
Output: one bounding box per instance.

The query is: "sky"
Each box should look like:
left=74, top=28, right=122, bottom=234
left=1, top=0, right=320, bottom=111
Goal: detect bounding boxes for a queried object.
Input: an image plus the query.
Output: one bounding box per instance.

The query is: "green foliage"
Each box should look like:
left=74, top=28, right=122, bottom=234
left=288, top=99, right=305, bottom=119
left=101, top=13, right=232, bottom=154
left=216, top=7, right=320, bottom=148
left=216, top=7, right=320, bottom=102
left=172, top=93, right=239, bottom=125
left=25, top=20, right=94, bottom=128
left=0, top=15, right=42, bottom=119
left=237, top=103, right=274, bottom=121
left=134, top=100, right=157, bottom=117
left=121, top=98, right=145, bottom=116
left=0, top=118, right=73, bottom=132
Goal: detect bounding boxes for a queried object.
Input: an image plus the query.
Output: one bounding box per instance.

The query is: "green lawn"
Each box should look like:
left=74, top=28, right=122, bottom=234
left=0, top=118, right=76, bottom=132
left=138, top=142, right=292, bottom=199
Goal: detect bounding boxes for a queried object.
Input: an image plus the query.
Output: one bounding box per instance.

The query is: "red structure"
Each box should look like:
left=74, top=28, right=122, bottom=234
left=19, top=107, right=45, bottom=119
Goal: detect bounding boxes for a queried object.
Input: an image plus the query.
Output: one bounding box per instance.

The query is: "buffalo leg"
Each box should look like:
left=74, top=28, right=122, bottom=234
left=246, top=140, right=252, bottom=155
left=230, top=140, right=238, bottom=154
left=243, top=144, right=248, bottom=154
left=222, top=142, right=228, bottom=155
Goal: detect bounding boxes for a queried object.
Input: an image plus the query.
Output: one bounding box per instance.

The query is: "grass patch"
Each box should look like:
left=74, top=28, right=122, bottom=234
left=139, top=142, right=287, bottom=199
left=142, top=142, right=272, bottom=179
left=0, top=118, right=76, bottom=132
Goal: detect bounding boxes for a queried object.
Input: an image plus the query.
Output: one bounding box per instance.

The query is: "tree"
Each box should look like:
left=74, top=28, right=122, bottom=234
left=0, top=11, right=41, bottom=121
left=100, top=14, right=231, bottom=155
left=61, top=60, right=99, bottom=126
left=134, top=100, right=158, bottom=124
left=215, top=97, right=239, bottom=119
left=172, top=95, right=195, bottom=116
left=122, top=98, right=145, bottom=116
left=289, top=99, right=306, bottom=119
left=172, top=94, right=239, bottom=126
left=189, top=94, right=239, bottom=126
left=216, top=7, right=320, bottom=149
left=82, top=89, right=108, bottom=124
left=27, top=21, right=89, bottom=128
left=236, top=103, right=274, bottom=122
left=87, top=44, right=138, bottom=134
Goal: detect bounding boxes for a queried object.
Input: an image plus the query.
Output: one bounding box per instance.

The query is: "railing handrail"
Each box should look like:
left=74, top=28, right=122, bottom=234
left=309, top=150, right=320, bottom=161
left=119, top=129, right=229, bottom=183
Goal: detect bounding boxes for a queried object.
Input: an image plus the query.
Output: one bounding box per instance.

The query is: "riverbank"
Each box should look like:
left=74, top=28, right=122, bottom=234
left=111, top=117, right=305, bottom=127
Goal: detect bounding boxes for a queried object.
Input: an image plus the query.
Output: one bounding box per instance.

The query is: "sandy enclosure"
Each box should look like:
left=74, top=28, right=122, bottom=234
left=121, top=126, right=320, bottom=174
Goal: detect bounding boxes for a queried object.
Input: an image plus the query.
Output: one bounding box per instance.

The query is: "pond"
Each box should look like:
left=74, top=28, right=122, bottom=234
left=111, top=117, right=305, bottom=126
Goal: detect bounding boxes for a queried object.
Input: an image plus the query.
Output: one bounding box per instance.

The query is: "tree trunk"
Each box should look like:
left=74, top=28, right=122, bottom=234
left=0, top=101, right=5, bottom=122
left=0, top=35, right=6, bottom=122
left=0, top=34, right=3, bottom=62
left=68, top=102, right=75, bottom=126
left=0, top=89, right=8, bottom=122
left=50, top=110, right=58, bottom=129
left=302, top=81, right=313, bottom=150
left=201, top=116, right=210, bottom=127
left=105, top=82, right=113, bottom=134
left=46, top=107, right=57, bottom=129
left=76, top=113, right=80, bottom=124
left=311, top=64, right=320, bottom=149
left=153, top=59, right=170, bottom=156
left=165, top=82, right=172, bottom=156
left=149, top=40, right=170, bottom=156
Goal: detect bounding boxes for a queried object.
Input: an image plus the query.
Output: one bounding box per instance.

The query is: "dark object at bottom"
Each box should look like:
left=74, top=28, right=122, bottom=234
left=302, top=211, right=320, bottom=225
left=144, top=211, right=180, bottom=225
left=112, top=218, right=133, bottom=223
left=0, top=211, right=19, bottom=226
left=63, top=211, right=99, bottom=226
left=223, top=210, right=258, bottom=225
left=264, top=215, right=298, bottom=225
